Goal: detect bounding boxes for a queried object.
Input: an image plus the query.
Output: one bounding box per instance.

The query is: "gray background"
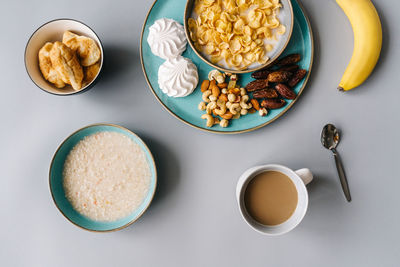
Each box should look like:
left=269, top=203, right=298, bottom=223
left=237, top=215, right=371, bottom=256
left=0, top=0, right=399, bottom=266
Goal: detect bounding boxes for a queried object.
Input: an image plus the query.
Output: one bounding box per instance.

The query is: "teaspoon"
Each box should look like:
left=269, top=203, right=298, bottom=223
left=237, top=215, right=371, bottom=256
left=321, top=124, right=352, bottom=202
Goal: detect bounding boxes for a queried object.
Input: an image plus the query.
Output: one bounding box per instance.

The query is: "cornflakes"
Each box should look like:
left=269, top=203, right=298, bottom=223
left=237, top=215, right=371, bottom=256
left=189, top=0, right=286, bottom=70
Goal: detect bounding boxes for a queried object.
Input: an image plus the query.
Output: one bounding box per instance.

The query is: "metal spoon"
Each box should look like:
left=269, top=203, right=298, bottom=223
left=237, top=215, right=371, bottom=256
left=321, top=124, right=352, bottom=202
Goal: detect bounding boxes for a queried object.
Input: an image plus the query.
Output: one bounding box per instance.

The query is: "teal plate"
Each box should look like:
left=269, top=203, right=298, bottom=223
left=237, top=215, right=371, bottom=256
left=49, top=124, right=157, bottom=232
left=141, top=0, right=314, bottom=134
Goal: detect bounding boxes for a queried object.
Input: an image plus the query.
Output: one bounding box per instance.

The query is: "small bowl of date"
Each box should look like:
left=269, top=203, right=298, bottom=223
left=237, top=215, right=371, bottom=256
left=25, top=19, right=104, bottom=96
left=184, top=0, right=294, bottom=74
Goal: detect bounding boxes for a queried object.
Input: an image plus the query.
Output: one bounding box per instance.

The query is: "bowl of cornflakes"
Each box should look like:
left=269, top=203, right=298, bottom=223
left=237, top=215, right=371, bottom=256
left=184, top=0, right=293, bottom=74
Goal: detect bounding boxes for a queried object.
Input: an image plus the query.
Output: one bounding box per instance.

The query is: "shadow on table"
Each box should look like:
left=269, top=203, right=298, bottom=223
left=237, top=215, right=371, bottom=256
left=84, top=44, right=147, bottom=107
left=88, top=44, right=143, bottom=95
left=101, top=45, right=139, bottom=84
left=293, top=171, right=355, bottom=239
left=307, top=173, right=338, bottom=203
left=119, top=132, right=180, bottom=232
left=141, top=136, right=180, bottom=207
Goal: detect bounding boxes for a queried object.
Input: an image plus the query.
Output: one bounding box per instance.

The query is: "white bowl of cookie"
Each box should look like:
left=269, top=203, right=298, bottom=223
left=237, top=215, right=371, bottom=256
left=25, top=19, right=104, bottom=95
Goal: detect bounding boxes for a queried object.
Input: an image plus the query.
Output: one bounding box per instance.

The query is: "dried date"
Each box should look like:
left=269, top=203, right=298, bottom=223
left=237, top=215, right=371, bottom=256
left=277, top=64, right=299, bottom=73
left=276, top=54, right=301, bottom=66
left=253, top=88, right=279, bottom=99
left=260, top=99, right=286, bottom=109
left=267, top=71, right=293, bottom=83
left=275, top=83, right=296, bottom=100
left=245, top=79, right=269, bottom=92
left=288, top=69, right=307, bottom=88
left=251, top=69, right=271, bottom=79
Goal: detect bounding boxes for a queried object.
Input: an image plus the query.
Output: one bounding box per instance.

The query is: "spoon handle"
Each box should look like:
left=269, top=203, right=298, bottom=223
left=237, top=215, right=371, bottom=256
left=332, top=148, right=352, bottom=202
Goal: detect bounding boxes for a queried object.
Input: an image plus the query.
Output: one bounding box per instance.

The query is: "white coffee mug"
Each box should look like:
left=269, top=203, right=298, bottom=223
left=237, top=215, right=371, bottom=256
left=236, top=164, right=313, bottom=236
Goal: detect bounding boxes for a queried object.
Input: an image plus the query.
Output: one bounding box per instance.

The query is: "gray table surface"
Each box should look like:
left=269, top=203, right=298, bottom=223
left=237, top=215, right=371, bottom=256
left=1, top=0, right=399, bottom=266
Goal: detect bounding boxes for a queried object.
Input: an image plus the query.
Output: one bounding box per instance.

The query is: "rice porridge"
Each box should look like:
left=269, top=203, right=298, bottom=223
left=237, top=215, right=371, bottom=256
left=63, top=131, right=151, bottom=221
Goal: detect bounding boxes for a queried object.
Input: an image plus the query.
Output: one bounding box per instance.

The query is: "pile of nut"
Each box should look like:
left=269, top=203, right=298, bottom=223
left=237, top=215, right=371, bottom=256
left=245, top=53, right=308, bottom=116
left=197, top=54, right=308, bottom=128
left=198, top=70, right=255, bottom=128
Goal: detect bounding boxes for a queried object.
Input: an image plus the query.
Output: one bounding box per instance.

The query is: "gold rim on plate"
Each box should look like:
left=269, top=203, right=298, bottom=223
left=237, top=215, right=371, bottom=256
left=140, top=0, right=314, bottom=134
left=48, top=123, right=158, bottom=233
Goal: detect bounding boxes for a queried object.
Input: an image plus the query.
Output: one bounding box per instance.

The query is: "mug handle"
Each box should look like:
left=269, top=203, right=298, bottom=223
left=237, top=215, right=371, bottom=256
left=295, top=168, right=313, bottom=185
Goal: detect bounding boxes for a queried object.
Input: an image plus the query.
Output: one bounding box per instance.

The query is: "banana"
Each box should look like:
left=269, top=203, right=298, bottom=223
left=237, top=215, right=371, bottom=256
left=336, top=0, right=382, bottom=91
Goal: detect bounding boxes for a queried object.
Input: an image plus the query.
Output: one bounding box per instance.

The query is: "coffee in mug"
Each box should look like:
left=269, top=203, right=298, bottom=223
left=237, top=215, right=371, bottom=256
left=244, top=171, right=298, bottom=226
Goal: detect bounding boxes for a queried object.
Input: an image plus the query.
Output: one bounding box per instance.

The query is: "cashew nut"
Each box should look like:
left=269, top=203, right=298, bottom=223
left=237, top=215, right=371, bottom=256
left=232, top=113, right=241, bottom=119
left=226, top=101, right=232, bottom=109
left=259, top=108, right=268, bottom=117
left=240, top=95, right=252, bottom=109
left=240, top=102, right=252, bottom=110
left=229, top=103, right=241, bottom=115
left=201, top=114, right=215, bottom=127
left=228, top=93, right=236, bottom=102
left=206, top=101, right=217, bottom=115
left=240, top=88, right=247, bottom=96
left=208, top=69, right=224, bottom=82
left=214, top=117, right=221, bottom=125
left=240, top=101, right=252, bottom=110
left=202, top=90, right=212, bottom=103
left=198, top=102, right=206, bottom=111
left=209, top=95, right=217, bottom=102
left=214, top=99, right=227, bottom=116
left=240, top=108, right=248, bottom=115
left=220, top=119, right=229, bottom=128
left=221, top=88, right=228, bottom=94
left=216, top=75, right=225, bottom=84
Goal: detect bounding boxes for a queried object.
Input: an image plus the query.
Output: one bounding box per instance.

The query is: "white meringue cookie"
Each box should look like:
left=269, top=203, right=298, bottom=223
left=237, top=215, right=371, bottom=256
left=147, top=18, right=187, bottom=60
left=158, top=56, right=198, bottom=97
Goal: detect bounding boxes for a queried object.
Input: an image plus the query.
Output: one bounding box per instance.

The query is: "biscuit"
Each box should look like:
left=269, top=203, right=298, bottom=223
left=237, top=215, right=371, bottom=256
left=63, top=31, right=101, bottom=67
left=38, top=42, right=65, bottom=88
left=50, top=41, right=83, bottom=91
left=83, top=62, right=100, bottom=87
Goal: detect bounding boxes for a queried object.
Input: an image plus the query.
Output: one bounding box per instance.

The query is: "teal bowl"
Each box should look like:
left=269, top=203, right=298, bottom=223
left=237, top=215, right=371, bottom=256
left=49, top=124, right=157, bottom=232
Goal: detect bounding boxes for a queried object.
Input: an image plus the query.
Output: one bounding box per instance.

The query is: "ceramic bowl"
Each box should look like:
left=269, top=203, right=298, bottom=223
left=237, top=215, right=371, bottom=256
left=25, top=19, right=104, bottom=96
left=49, top=124, right=157, bottom=232
left=183, top=0, right=294, bottom=74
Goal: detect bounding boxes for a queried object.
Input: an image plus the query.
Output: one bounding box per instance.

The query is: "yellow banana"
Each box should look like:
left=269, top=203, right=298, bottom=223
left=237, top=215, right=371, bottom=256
left=336, top=0, right=382, bottom=91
